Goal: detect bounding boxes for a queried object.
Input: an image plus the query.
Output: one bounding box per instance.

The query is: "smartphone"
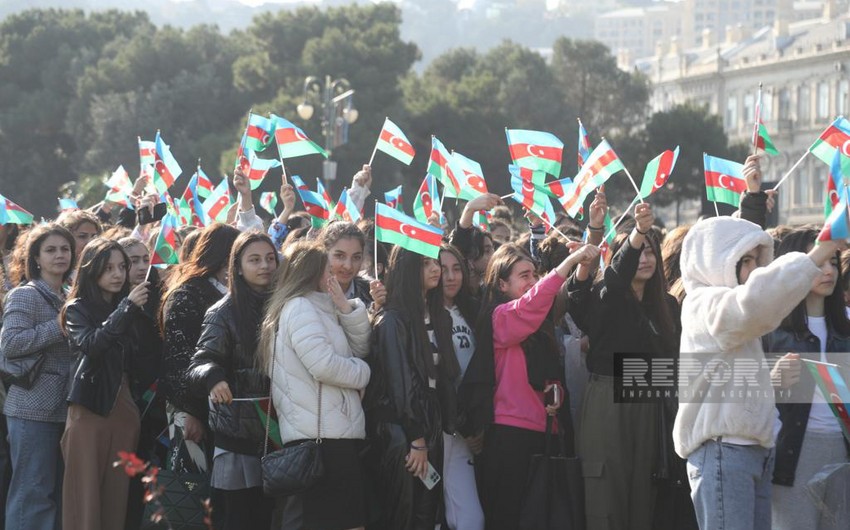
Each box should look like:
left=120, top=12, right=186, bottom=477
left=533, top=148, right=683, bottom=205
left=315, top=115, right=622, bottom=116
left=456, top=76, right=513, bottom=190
left=138, top=202, right=167, bottom=225
left=545, top=385, right=561, bottom=409
left=420, top=462, right=441, bottom=490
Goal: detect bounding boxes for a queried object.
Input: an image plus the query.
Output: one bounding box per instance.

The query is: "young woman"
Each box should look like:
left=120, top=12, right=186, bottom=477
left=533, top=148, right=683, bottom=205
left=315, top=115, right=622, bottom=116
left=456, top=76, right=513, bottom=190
left=438, top=244, right=484, bottom=530
left=187, top=231, right=278, bottom=530
left=160, top=223, right=240, bottom=447
left=61, top=238, right=150, bottom=530
left=318, top=222, right=373, bottom=305
left=568, top=203, right=681, bottom=530
left=763, top=228, right=850, bottom=530
left=260, top=240, right=372, bottom=530
left=365, top=246, right=459, bottom=529
left=475, top=241, right=599, bottom=530
left=57, top=210, right=102, bottom=260
left=1, top=224, right=76, bottom=530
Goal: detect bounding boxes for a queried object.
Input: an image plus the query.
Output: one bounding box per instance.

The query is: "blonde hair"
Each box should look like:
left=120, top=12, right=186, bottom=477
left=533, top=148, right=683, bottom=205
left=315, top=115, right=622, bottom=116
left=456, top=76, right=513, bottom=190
left=258, top=241, right=328, bottom=374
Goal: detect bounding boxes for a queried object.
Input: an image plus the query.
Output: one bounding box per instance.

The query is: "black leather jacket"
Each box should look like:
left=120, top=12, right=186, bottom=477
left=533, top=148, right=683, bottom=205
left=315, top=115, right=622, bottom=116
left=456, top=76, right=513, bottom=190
left=187, top=295, right=269, bottom=455
left=65, top=297, right=141, bottom=417
left=763, top=326, right=850, bottom=486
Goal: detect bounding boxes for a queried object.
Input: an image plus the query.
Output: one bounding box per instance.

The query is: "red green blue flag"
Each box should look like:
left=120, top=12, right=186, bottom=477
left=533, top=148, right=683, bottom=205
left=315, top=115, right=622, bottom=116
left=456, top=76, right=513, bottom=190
left=246, top=151, right=281, bottom=190
left=203, top=178, right=232, bottom=224
left=413, top=173, right=441, bottom=225
left=810, top=117, right=850, bottom=176
left=817, top=192, right=850, bottom=242
left=245, top=113, right=275, bottom=152
left=752, top=90, right=779, bottom=156
left=139, top=138, right=156, bottom=168
left=0, top=195, right=34, bottom=225
left=271, top=115, right=328, bottom=159
left=825, top=149, right=847, bottom=218
left=802, top=359, right=850, bottom=439
left=472, top=210, right=492, bottom=231
left=150, top=213, right=180, bottom=267
left=559, top=139, right=625, bottom=217
left=703, top=154, right=747, bottom=208
left=639, top=147, right=679, bottom=199
left=506, top=128, right=564, bottom=178
left=317, top=180, right=334, bottom=212
left=260, top=192, right=278, bottom=216
left=578, top=119, right=591, bottom=171
left=153, top=131, right=183, bottom=194
left=509, top=165, right=556, bottom=224
left=375, top=118, right=415, bottom=165
left=105, top=166, right=133, bottom=207
left=290, top=175, right=330, bottom=226
left=428, top=137, right=462, bottom=197
left=333, top=188, right=361, bottom=223
left=375, top=202, right=443, bottom=259
left=543, top=177, right=574, bottom=199
left=384, top=185, right=403, bottom=211
left=446, top=152, right=488, bottom=201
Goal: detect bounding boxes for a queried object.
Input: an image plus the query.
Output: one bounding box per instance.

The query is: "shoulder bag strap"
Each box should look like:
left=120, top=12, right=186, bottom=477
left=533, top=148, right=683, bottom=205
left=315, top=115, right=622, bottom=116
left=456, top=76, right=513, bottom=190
left=263, top=325, right=277, bottom=458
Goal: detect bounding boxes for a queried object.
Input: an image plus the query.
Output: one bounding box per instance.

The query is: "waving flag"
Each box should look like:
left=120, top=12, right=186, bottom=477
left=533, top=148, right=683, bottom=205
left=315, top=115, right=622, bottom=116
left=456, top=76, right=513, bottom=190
left=413, top=173, right=441, bottom=225
left=271, top=115, right=328, bottom=159
left=810, top=117, right=850, bottom=175
left=375, top=118, right=415, bottom=165
left=196, top=166, right=214, bottom=199
left=473, top=210, right=492, bottom=231
left=802, top=359, right=850, bottom=438
left=105, top=165, right=133, bottom=206
left=446, top=152, right=488, bottom=201
left=428, top=137, right=462, bottom=196
left=384, top=185, right=403, bottom=211
left=825, top=149, right=847, bottom=218
left=0, top=195, right=34, bottom=225
left=245, top=151, right=281, bottom=190
left=260, top=192, right=278, bottom=216
left=509, top=165, right=556, bottom=223
left=58, top=198, right=78, bottom=212
left=751, top=90, right=779, bottom=156
left=559, top=139, right=625, bottom=217
left=543, top=177, right=574, bottom=199
left=203, top=178, right=232, bottom=224
left=704, top=154, right=747, bottom=208
left=245, top=113, right=275, bottom=152
left=817, top=192, right=850, bottom=242
left=150, top=213, right=180, bottom=267
left=506, top=128, right=564, bottom=177
left=290, top=175, right=330, bottom=225
left=375, top=203, right=443, bottom=259
left=578, top=119, right=591, bottom=171
left=317, top=179, right=334, bottom=212
left=139, top=138, right=156, bottom=167
left=153, top=131, right=183, bottom=194
left=178, top=172, right=208, bottom=227
left=639, top=147, right=679, bottom=199
left=333, top=188, right=361, bottom=223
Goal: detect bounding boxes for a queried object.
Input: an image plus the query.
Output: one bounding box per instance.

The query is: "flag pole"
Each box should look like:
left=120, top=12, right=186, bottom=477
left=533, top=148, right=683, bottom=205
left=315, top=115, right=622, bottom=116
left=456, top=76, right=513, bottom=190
left=602, top=137, right=644, bottom=204
left=373, top=200, right=379, bottom=280
left=771, top=150, right=810, bottom=191
left=368, top=118, right=386, bottom=167
left=713, top=201, right=720, bottom=217
left=602, top=195, right=639, bottom=243
left=752, top=82, right=763, bottom=156
left=500, top=193, right=514, bottom=200
left=535, top=210, right=572, bottom=241
left=145, top=263, right=154, bottom=283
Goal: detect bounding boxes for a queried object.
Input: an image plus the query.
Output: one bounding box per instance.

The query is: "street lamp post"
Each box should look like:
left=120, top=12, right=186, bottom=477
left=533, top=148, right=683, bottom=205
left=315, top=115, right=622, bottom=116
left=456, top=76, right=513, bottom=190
left=297, top=75, right=358, bottom=195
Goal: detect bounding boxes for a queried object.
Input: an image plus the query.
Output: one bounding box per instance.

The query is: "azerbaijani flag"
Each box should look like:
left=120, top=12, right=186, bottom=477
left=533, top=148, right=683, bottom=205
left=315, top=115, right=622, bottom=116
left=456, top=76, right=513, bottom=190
left=509, top=165, right=556, bottom=223
left=153, top=131, right=183, bottom=194
left=196, top=166, right=214, bottom=199
left=473, top=210, right=492, bottom=231
left=260, top=192, right=278, bottom=216
left=751, top=90, right=779, bottom=156
left=246, top=151, right=281, bottom=190
left=506, top=128, right=564, bottom=178
left=0, top=195, right=34, bottom=225
left=58, top=198, right=78, bottom=211
left=375, top=202, right=443, bottom=259
left=139, top=138, right=156, bottom=167
left=559, top=139, right=625, bottom=217
left=446, top=151, right=488, bottom=201
left=543, top=177, right=574, bottom=199
left=150, top=213, right=180, bottom=267
left=802, top=359, right=850, bottom=439
left=251, top=397, right=283, bottom=449
left=384, top=185, right=403, bottom=211
left=810, top=117, right=850, bottom=175
left=825, top=148, right=847, bottom=218
left=271, top=114, right=328, bottom=159
left=105, top=165, right=133, bottom=206
left=817, top=191, right=850, bottom=242
left=245, top=113, right=275, bottom=152
left=178, top=172, right=208, bottom=227
left=375, top=118, right=415, bottom=165
left=203, top=178, right=232, bottom=224
left=291, top=175, right=330, bottom=225
left=704, top=154, right=747, bottom=207
left=578, top=119, right=591, bottom=171
left=413, top=173, right=441, bottom=225
left=428, top=137, right=462, bottom=197
left=639, top=147, right=679, bottom=199
left=333, top=188, right=361, bottom=223
left=317, top=179, right=334, bottom=212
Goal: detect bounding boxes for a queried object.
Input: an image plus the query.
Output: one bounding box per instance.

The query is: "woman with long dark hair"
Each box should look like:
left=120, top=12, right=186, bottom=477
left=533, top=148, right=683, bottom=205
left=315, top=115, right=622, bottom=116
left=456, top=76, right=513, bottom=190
left=568, top=203, right=680, bottom=530
left=260, top=240, right=372, bottom=530
left=365, top=246, right=459, bottom=529
left=764, top=228, right=850, bottom=530
left=187, top=231, right=279, bottom=530
left=160, top=223, right=240, bottom=448
left=318, top=222, right=374, bottom=305
left=474, top=241, right=598, bottom=530
left=60, top=238, right=150, bottom=530
left=1, top=224, right=75, bottom=530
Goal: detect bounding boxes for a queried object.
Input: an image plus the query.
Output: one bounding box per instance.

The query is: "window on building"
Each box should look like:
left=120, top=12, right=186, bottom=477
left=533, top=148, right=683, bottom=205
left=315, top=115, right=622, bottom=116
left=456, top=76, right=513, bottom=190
left=779, top=88, right=790, bottom=119
left=818, top=82, right=830, bottom=119
left=726, top=95, right=738, bottom=130
left=798, top=85, right=811, bottom=123
left=812, top=166, right=828, bottom=209
left=762, top=91, right=773, bottom=121
left=838, top=80, right=849, bottom=116
left=743, top=93, right=755, bottom=123
left=794, top=164, right=809, bottom=207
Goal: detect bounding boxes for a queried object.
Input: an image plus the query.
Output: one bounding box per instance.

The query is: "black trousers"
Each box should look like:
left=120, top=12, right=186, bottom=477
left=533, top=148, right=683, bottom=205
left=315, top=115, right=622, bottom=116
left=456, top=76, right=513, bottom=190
left=222, top=486, right=273, bottom=530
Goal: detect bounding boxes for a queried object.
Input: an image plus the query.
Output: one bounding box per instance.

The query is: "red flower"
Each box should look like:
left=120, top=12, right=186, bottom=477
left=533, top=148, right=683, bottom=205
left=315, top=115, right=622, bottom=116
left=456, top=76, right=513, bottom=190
left=113, top=451, right=147, bottom=477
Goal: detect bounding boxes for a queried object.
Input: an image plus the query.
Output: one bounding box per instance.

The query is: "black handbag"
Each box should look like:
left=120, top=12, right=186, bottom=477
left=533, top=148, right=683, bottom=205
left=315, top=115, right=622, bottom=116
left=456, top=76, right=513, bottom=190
left=141, top=434, right=211, bottom=529
left=518, top=415, right=586, bottom=530
left=260, top=332, right=324, bottom=497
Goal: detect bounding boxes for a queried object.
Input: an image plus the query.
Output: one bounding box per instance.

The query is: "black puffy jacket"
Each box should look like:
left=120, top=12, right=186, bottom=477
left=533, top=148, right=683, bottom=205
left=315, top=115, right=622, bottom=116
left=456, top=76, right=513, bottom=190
left=65, top=297, right=142, bottom=417
left=187, top=295, right=270, bottom=456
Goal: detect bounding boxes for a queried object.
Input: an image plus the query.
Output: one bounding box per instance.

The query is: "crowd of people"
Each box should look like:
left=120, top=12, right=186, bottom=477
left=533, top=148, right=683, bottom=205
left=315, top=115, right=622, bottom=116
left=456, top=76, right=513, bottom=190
left=0, top=153, right=847, bottom=530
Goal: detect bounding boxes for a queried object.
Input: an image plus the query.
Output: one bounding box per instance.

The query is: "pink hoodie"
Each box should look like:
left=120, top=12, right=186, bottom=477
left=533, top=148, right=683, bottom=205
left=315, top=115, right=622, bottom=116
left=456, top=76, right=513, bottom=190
left=492, top=270, right=565, bottom=433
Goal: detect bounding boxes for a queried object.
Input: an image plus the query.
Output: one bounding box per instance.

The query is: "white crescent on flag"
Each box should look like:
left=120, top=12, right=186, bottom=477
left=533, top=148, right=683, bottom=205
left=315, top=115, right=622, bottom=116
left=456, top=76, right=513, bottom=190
left=718, top=174, right=734, bottom=190
left=842, top=140, right=850, bottom=157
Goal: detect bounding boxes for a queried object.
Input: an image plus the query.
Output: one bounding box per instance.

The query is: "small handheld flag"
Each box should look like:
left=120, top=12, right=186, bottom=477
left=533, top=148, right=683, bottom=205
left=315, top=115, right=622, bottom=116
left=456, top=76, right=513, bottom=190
left=446, top=152, right=488, bottom=201
left=825, top=149, right=847, bottom=218
left=577, top=119, right=591, bottom=171
left=639, top=147, right=679, bottom=199
left=703, top=154, right=747, bottom=208
left=802, top=359, right=850, bottom=439
left=413, top=173, right=441, bottom=225
left=375, top=202, right=443, bottom=259
left=810, top=117, right=850, bottom=176
left=506, top=128, right=564, bottom=178
left=245, top=113, right=275, bottom=152
left=0, top=195, right=34, bottom=225
left=291, top=175, right=330, bottom=226
left=153, top=131, right=183, bottom=194
left=260, top=192, right=278, bottom=216
left=203, top=178, right=232, bottom=224
left=150, top=213, right=180, bottom=267
left=428, top=137, right=462, bottom=196
left=372, top=118, right=415, bottom=166
left=271, top=114, right=328, bottom=159
left=333, top=188, right=361, bottom=223
left=58, top=198, right=79, bottom=212
left=105, top=166, right=134, bottom=206
left=246, top=151, right=281, bottom=190
left=384, top=185, right=403, bottom=211
left=559, top=139, right=625, bottom=217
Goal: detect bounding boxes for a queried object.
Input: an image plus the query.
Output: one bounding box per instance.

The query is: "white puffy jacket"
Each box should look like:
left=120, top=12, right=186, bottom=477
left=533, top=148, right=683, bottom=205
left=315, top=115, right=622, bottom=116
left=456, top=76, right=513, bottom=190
left=271, top=291, right=371, bottom=444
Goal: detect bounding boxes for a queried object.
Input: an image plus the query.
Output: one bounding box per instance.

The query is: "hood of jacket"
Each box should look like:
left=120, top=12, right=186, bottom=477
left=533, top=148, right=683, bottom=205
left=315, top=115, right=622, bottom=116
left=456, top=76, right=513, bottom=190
left=681, top=216, right=774, bottom=292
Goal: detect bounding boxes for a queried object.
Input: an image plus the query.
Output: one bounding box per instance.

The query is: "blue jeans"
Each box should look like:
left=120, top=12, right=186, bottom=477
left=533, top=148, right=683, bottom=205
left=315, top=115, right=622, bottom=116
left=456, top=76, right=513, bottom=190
left=687, top=439, right=774, bottom=530
left=5, top=417, right=63, bottom=530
